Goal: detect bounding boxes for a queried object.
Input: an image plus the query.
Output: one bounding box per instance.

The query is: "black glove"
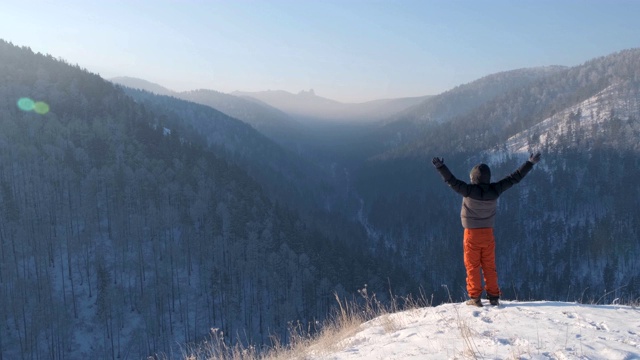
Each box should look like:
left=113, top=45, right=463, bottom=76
left=432, top=157, right=444, bottom=169
left=529, top=152, right=541, bottom=164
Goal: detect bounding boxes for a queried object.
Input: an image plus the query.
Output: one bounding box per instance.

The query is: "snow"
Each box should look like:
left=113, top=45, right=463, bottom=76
left=313, top=301, right=640, bottom=359
left=497, top=82, right=640, bottom=156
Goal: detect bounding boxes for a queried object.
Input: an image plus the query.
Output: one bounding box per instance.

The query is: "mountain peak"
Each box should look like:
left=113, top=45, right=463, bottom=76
left=298, top=88, right=316, bottom=96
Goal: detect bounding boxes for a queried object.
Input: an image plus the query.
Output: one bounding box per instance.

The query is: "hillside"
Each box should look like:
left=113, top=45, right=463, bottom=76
left=392, top=66, right=567, bottom=125
left=379, top=48, right=640, bottom=159
left=495, top=81, right=640, bottom=155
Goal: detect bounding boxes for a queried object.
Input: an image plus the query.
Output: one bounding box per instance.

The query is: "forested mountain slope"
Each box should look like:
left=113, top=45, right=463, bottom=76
left=365, top=66, right=567, bottom=153
left=381, top=49, right=640, bottom=159
left=0, top=40, right=408, bottom=360
left=496, top=80, right=640, bottom=154
left=121, top=88, right=331, bottom=211
left=394, top=66, right=566, bottom=125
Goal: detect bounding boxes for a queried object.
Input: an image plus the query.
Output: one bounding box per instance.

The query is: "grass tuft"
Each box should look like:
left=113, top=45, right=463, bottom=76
left=181, top=286, right=431, bottom=360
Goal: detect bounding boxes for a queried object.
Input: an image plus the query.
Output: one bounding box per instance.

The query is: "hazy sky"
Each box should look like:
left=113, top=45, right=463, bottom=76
left=1, top=0, right=639, bottom=103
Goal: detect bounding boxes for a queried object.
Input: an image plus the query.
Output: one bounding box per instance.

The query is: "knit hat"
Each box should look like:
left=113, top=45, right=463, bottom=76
left=470, top=164, right=491, bottom=184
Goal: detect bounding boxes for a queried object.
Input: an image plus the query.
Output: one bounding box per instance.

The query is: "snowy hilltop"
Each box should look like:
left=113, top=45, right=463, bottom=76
left=309, top=301, right=640, bottom=360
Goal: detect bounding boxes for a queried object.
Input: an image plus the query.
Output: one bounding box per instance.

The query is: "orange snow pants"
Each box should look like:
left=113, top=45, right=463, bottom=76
left=463, top=228, right=500, bottom=298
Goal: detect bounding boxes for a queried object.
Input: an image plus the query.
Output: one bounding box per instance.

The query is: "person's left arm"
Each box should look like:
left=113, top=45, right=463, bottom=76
left=433, top=157, right=472, bottom=197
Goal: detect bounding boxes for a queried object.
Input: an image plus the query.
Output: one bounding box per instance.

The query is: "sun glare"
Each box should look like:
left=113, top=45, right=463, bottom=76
left=17, top=97, right=49, bottom=114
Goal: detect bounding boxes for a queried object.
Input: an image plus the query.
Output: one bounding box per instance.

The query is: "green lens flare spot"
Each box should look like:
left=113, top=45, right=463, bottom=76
left=33, top=101, right=50, bottom=115
left=17, top=97, right=35, bottom=111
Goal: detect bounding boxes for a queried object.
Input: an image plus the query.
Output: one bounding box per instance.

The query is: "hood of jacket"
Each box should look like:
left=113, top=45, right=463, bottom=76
left=470, top=163, right=491, bottom=184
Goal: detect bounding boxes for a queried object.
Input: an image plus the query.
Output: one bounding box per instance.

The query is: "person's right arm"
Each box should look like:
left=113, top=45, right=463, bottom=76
left=494, top=152, right=540, bottom=194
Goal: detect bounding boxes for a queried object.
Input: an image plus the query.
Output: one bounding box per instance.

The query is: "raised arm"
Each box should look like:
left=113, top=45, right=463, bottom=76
left=432, top=157, right=472, bottom=197
left=494, top=152, right=540, bottom=194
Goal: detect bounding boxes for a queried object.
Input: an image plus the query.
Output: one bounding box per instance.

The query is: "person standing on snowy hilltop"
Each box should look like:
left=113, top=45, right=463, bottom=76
left=432, top=153, right=541, bottom=307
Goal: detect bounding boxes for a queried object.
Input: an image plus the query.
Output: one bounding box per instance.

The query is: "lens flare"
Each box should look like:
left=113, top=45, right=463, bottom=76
left=34, top=101, right=50, bottom=115
left=17, top=97, right=35, bottom=111
left=17, top=97, right=50, bottom=115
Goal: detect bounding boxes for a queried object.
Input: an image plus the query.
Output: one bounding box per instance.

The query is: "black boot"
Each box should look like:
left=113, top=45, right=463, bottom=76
left=487, top=294, right=500, bottom=306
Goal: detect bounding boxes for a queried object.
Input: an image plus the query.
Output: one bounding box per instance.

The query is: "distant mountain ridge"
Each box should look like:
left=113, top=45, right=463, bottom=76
left=177, top=88, right=304, bottom=142
left=109, top=76, right=176, bottom=96
left=109, top=77, right=432, bottom=123
left=109, top=77, right=307, bottom=149
left=234, top=88, right=432, bottom=122
left=109, top=77, right=434, bottom=165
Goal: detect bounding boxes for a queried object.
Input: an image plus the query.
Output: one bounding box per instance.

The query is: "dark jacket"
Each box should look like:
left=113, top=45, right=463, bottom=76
left=435, top=160, right=534, bottom=228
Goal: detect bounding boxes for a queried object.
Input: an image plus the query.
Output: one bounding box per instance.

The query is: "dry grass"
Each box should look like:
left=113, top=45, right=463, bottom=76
left=440, top=285, right=481, bottom=359
left=180, top=286, right=431, bottom=360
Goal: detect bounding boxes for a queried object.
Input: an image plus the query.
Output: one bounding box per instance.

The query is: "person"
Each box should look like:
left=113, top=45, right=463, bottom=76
left=432, top=153, right=541, bottom=307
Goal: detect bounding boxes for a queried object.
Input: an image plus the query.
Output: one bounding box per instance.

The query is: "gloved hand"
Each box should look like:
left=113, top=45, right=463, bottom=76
left=529, top=152, right=541, bottom=164
left=432, top=157, right=444, bottom=169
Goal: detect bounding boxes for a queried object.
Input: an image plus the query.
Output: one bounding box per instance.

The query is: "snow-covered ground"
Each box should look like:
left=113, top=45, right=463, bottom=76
left=313, top=301, right=640, bottom=359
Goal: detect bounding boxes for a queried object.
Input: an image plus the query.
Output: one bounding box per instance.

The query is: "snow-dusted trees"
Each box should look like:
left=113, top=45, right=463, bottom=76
left=0, top=40, right=386, bottom=359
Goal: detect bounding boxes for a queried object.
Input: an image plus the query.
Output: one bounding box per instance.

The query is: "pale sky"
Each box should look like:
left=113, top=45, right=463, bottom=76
left=1, top=0, right=639, bottom=103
